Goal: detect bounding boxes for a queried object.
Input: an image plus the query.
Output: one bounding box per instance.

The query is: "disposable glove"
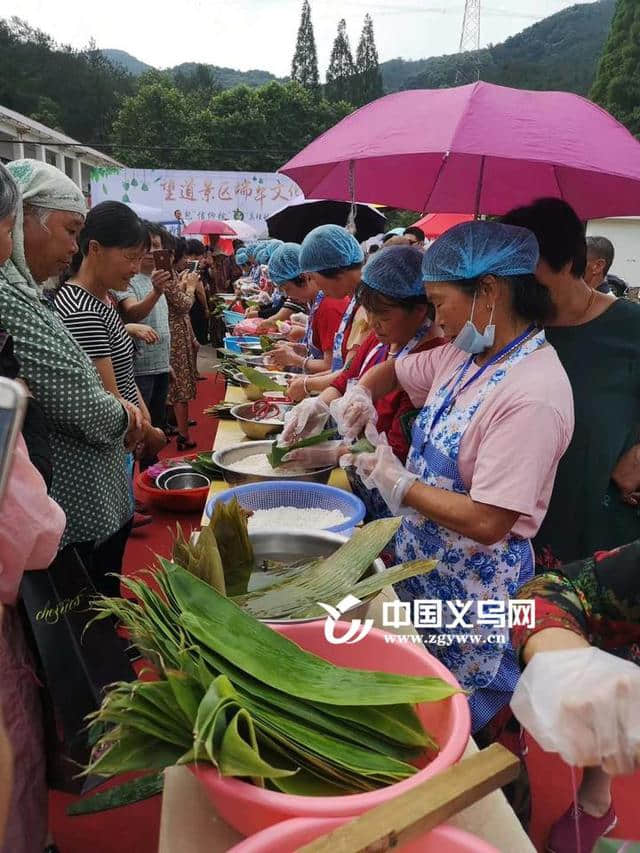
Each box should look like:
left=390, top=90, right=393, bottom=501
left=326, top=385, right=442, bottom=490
left=342, top=436, right=418, bottom=515
left=282, top=441, right=344, bottom=468
left=329, top=385, right=378, bottom=441
left=511, top=647, right=640, bottom=777
left=280, top=397, right=331, bottom=444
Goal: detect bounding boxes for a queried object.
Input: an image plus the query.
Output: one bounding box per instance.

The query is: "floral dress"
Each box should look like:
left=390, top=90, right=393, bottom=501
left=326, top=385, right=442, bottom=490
left=166, top=277, right=197, bottom=405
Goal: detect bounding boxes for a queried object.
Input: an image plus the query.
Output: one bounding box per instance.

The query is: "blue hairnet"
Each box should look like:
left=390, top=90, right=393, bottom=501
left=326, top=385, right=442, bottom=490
left=235, top=249, right=249, bottom=266
left=299, top=224, right=364, bottom=273
left=268, top=242, right=301, bottom=285
left=422, top=221, right=539, bottom=282
left=361, top=246, right=425, bottom=299
left=245, top=242, right=258, bottom=257
left=255, top=245, right=271, bottom=264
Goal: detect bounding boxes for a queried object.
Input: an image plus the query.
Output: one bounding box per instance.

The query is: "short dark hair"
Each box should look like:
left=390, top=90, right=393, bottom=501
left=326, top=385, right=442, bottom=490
left=502, top=198, right=587, bottom=278
left=586, top=236, right=615, bottom=275
left=357, top=282, right=434, bottom=321
left=404, top=226, right=425, bottom=243
left=314, top=262, right=362, bottom=279
left=160, top=228, right=177, bottom=252
left=449, top=273, right=553, bottom=326
left=78, top=201, right=149, bottom=257
left=185, top=238, right=206, bottom=256
left=173, top=236, right=187, bottom=264
left=142, top=220, right=166, bottom=242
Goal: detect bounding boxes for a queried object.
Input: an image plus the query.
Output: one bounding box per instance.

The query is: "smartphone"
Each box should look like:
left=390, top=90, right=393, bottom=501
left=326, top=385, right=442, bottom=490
left=0, top=377, right=27, bottom=504
left=187, top=260, right=200, bottom=274
left=152, top=249, right=173, bottom=272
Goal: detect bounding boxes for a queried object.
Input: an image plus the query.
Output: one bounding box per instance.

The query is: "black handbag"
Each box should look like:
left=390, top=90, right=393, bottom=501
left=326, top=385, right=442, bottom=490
left=20, top=546, right=135, bottom=793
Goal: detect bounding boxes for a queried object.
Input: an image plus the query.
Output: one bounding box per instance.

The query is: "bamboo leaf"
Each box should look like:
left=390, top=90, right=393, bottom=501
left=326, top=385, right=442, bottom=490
left=67, top=773, right=164, bottom=816
left=268, top=428, right=338, bottom=468
left=218, top=709, right=297, bottom=780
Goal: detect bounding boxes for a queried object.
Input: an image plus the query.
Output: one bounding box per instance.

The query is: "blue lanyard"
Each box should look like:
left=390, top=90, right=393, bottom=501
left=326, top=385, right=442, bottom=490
left=303, top=290, right=325, bottom=351
left=431, top=324, right=536, bottom=431
left=332, top=296, right=358, bottom=371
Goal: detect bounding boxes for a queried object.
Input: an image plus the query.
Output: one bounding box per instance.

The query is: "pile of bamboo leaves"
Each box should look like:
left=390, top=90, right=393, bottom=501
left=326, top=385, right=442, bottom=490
left=84, top=560, right=459, bottom=800
left=180, top=503, right=435, bottom=621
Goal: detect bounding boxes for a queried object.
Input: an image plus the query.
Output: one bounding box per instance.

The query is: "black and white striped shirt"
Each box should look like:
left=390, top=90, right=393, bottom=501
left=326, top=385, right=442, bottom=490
left=55, top=283, right=138, bottom=405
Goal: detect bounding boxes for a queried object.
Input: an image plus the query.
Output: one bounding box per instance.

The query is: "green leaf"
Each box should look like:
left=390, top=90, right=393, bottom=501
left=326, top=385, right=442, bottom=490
left=267, top=428, right=338, bottom=468
left=67, top=773, right=164, bottom=816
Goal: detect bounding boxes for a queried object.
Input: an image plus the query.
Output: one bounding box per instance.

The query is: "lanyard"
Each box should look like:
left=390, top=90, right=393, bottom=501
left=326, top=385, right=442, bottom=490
left=431, top=324, right=536, bottom=431
left=303, top=290, right=325, bottom=351
left=358, top=321, right=432, bottom=378
left=332, top=295, right=358, bottom=371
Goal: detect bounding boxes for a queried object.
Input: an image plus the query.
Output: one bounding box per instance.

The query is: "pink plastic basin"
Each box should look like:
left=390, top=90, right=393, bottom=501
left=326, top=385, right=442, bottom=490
left=192, top=622, right=470, bottom=837
left=229, top=817, right=499, bottom=853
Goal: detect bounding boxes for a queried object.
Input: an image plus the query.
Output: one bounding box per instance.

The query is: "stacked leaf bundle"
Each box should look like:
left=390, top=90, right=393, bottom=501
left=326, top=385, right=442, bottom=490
left=85, top=559, right=458, bottom=796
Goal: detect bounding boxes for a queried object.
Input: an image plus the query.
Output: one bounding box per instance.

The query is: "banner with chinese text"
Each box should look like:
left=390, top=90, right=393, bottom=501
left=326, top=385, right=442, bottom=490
left=90, top=168, right=304, bottom=234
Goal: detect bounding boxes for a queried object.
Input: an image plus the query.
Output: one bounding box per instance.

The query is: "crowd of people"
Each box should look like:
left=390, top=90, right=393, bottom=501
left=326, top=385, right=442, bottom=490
left=0, top=156, right=639, bottom=853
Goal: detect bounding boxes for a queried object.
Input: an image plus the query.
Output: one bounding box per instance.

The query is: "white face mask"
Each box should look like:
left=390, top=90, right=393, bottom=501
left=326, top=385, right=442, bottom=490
left=452, top=291, right=495, bottom=355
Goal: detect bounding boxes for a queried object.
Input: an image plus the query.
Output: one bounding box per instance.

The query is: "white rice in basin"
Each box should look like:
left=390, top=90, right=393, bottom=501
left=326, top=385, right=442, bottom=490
left=247, top=506, right=347, bottom=532
left=225, top=452, right=316, bottom=477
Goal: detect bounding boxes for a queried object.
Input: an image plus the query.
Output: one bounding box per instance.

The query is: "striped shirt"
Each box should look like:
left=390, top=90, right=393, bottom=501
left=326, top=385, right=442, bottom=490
left=55, top=284, right=138, bottom=405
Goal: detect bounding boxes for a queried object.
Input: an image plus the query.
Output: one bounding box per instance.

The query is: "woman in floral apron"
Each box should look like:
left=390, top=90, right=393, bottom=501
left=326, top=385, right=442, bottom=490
left=336, top=222, right=575, bottom=733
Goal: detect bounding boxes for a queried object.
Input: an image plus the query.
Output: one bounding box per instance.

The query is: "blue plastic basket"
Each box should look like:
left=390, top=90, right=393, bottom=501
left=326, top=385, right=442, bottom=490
left=223, top=335, right=260, bottom=354
left=205, top=481, right=365, bottom=535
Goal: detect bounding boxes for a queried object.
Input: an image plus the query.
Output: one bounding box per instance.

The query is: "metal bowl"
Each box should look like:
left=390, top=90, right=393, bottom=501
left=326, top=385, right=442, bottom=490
left=238, top=341, right=263, bottom=354
left=230, top=403, right=291, bottom=440
left=249, top=529, right=384, bottom=624
left=163, top=471, right=211, bottom=491
left=155, top=464, right=195, bottom=490
left=212, top=440, right=333, bottom=486
left=190, top=528, right=383, bottom=624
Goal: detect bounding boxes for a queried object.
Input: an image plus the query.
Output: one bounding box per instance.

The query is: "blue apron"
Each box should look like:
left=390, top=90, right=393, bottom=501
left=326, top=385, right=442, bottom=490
left=394, top=329, right=545, bottom=732
left=302, top=291, right=325, bottom=360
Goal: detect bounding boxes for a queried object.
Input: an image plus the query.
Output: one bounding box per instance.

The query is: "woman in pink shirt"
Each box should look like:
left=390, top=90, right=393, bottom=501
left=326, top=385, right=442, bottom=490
left=335, top=222, right=574, bottom=734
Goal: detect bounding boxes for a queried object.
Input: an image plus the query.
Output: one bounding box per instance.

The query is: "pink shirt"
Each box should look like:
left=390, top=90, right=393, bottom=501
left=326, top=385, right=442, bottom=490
left=0, top=434, right=66, bottom=604
left=396, top=341, right=574, bottom=539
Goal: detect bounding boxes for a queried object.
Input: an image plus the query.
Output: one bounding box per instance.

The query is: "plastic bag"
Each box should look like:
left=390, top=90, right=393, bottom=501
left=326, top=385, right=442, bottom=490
left=511, top=648, right=640, bottom=776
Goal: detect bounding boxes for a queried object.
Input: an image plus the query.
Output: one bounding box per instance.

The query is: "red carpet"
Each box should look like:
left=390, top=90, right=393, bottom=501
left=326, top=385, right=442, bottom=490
left=49, top=369, right=640, bottom=850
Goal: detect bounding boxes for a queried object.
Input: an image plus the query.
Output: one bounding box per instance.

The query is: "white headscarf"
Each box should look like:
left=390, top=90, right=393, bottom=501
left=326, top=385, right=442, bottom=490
left=2, top=159, right=87, bottom=288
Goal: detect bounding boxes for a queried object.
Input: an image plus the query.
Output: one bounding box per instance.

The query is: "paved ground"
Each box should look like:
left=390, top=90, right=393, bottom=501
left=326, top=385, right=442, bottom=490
left=197, top=343, right=219, bottom=374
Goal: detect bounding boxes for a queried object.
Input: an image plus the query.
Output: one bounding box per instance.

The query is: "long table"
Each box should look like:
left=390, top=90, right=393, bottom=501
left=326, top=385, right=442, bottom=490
left=160, top=380, right=536, bottom=852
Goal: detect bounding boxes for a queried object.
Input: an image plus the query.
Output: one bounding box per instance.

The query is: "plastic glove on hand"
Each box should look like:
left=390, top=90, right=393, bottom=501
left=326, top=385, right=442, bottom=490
left=329, top=386, right=378, bottom=441
left=282, top=441, right=344, bottom=469
left=345, top=438, right=418, bottom=515
left=280, top=397, right=330, bottom=444
left=511, top=648, right=640, bottom=777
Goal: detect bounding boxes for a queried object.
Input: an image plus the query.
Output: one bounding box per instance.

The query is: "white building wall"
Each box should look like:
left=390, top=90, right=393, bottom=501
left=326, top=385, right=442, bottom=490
left=587, top=218, right=640, bottom=287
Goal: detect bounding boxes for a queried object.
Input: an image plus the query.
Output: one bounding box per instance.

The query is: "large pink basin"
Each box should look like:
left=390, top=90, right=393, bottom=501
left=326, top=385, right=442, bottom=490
left=229, top=817, right=498, bottom=853
left=192, top=622, right=470, bottom=836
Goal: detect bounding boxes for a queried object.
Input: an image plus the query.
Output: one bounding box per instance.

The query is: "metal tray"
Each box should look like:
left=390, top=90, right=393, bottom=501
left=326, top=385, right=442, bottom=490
left=212, top=440, right=333, bottom=485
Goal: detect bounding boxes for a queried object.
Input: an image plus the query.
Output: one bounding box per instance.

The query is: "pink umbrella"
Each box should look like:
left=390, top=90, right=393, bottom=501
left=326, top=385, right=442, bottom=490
left=280, top=82, right=640, bottom=220
left=183, top=219, right=237, bottom=236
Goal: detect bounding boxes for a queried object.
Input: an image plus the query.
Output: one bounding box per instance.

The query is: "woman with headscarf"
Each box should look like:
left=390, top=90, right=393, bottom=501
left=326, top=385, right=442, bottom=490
left=0, top=162, right=67, bottom=853
left=333, top=221, right=574, bottom=734
left=0, top=159, right=146, bottom=594
left=285, top=225, right=371, bottom=402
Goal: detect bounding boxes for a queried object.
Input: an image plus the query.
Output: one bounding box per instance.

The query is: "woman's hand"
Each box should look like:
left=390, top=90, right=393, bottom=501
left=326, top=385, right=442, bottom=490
left=511, top=647, right=640, bottom=777
left=282, top=441, right=346, bottom=469
left=343, top=438, right=418, bottom=515
left=329, top=385, right=378, bottom=440
left=287, top=376, right=307, bottom=403
left=280, top=396, right=330, bottom=443
left=180, top=271, right=200, bottom=294
left=266, top=346, right=303, bottom=369
left=140, top=425, right=167, bottom=457
left=126, top=323, right=160, bottom=344
left=151, top=269, right=171, bottom=294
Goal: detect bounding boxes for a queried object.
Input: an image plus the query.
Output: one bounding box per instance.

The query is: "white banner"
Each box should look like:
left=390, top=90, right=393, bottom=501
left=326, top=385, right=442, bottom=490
left=89, top=168, right=304, bottom=235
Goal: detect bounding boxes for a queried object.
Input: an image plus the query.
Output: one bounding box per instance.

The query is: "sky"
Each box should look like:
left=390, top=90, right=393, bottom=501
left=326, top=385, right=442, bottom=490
left=0, top=0, right=594, bottom=77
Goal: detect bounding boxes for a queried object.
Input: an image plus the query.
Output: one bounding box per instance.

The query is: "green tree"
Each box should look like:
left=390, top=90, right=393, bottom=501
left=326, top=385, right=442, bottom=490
left=591, top=0, right=640, bottom=136
left=326, top=19, right=356, bottom=103
left=291, top=0, right=319, bottom=91
left=192, top=81, right=352, bottom=171
left=111, top=76, right=194, bottom=168
left=354, top=13, right=383, bottom=106
left=174, top=63, right=221, bottom=109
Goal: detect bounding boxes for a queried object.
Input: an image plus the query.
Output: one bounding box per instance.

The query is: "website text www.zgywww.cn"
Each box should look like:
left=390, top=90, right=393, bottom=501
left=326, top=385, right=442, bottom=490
left=383, top=633, right=509, bottom=646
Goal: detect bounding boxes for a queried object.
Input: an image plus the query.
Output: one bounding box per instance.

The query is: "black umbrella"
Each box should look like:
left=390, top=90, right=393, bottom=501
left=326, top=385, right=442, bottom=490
left=266, top=199, right=386, bottom=243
